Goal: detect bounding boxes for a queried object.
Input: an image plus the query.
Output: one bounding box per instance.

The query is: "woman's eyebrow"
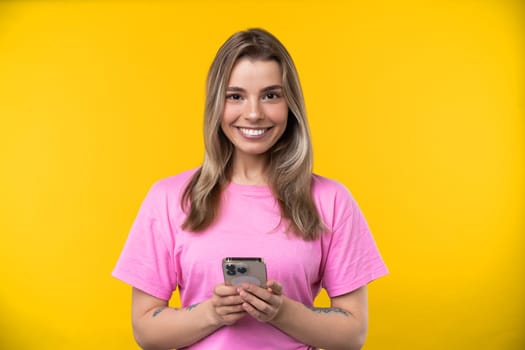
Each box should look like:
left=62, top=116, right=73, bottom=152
left=226, top=86, right=244, bottom=92
left=226, top=85, right=283, bottom=92
left=262, top=85, right=283, bottom=92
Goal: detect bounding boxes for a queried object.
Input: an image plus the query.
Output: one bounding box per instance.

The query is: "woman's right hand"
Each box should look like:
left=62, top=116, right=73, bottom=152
left=209, top=283, right=247, bottom=326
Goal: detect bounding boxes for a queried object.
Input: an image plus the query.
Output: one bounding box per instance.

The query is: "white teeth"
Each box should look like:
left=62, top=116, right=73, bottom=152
left=239, top=128, right=267, bottom=136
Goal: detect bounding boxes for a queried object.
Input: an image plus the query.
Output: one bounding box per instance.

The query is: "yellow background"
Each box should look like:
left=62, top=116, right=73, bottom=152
left=0, top=0, right=523, bottom=349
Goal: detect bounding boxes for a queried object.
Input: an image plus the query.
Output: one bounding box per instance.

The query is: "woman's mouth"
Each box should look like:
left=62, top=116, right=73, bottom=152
left=237, top=127, right=270, bottom=137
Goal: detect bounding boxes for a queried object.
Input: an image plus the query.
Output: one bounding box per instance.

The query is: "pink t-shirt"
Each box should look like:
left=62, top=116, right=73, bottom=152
left=113, top=169, right=388, bottom=349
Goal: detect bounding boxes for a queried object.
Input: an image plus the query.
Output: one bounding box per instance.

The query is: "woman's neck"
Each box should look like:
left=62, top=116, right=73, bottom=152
left=230, top=153, right=269, bottom=186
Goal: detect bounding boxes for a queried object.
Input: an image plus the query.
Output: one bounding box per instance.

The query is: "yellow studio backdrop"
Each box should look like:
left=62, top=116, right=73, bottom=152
left=0, top=0, right=523, bottom=349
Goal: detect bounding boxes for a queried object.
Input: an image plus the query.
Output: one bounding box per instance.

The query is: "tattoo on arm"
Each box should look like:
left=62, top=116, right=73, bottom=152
left=151, top=303, right=199, bottom=317
left=306, top=306, right=350, bottom=317
left=152, top=306, right=167, bottom=317
left=185, top=303, right=200, bottom=311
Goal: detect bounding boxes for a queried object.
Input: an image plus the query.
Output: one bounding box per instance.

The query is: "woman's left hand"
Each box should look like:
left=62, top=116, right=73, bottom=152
left=237, top=280, right=284, bottom=323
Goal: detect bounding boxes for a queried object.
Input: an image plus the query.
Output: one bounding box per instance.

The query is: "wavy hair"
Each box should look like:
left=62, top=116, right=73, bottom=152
left=181, top=28, right=325, bottom=240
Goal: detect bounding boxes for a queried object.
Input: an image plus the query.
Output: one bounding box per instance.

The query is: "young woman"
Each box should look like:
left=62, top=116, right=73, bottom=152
left=113, top=28, right=388, bottom=350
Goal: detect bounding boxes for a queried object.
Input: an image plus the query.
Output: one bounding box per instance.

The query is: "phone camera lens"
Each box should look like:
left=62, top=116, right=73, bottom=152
left=237, top=267, right=247, bottom=274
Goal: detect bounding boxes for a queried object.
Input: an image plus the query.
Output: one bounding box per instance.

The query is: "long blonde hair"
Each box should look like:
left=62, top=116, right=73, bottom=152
left=182, top=28, right=325, bottom=240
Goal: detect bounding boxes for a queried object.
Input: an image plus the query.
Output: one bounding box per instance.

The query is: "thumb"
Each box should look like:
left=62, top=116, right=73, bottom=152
left=267, top=280, right=283, bottom=295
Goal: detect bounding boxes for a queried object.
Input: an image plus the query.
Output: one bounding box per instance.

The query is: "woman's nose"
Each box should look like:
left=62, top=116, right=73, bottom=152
left=245, top=100, right=262, bottom=120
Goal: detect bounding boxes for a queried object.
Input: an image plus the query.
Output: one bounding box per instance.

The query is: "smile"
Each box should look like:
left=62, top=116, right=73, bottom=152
left=238, top=127, right=270, bottom=137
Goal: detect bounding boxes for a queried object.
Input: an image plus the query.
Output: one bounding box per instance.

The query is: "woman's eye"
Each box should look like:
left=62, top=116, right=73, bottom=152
left=263, top=93, right=279, bottom=100
left=226, top=94, right=241, bottom=100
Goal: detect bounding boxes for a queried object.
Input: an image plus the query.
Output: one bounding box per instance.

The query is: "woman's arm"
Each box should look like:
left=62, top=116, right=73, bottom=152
left=131, top=284, right=246, bottom=350
left=239, top=282, right=368, bottom=350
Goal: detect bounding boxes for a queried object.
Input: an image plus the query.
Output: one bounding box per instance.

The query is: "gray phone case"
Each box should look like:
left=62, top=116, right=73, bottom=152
left=222, top=257, right=267, bottom=287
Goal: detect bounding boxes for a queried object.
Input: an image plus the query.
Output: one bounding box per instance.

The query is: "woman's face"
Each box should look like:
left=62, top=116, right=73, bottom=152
left=221, top=58, right=288, bottom=161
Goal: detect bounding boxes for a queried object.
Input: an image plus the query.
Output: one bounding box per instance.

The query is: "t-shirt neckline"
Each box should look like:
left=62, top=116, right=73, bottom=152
left=226, top=181, right=273, bottom=197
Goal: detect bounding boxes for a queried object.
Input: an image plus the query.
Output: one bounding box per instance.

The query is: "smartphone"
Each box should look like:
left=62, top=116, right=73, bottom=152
left=222, top=257, right=267, bottom=287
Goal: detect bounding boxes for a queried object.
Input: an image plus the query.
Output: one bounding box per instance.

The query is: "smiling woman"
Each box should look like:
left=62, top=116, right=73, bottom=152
left=112, top=28, right=388, bottom=350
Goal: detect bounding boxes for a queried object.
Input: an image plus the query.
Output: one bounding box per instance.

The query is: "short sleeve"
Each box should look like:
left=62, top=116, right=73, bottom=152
left=112, top=181, right=177, bottom=300
left=321, top=187, right=388, bottom=297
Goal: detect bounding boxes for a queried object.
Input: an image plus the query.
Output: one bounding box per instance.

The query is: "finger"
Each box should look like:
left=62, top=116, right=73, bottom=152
left=215, top=304, right=246, bottom=315
left=214, top=283, right=240, bottom=297
left=239, top=283, right=273, bottom=302
left=266, top=280, right=283, bottom=295
left=221, top=311, right=247, bottom=326
left=212, top=294, right=244, bottom=307
left=241, top=300, right=260, bottom=318
left=241, top=299, right=275, bottom=322
left=238, top=289, right=274, bottom=315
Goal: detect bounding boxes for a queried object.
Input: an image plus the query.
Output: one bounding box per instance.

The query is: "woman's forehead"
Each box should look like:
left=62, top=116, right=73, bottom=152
left=228, top=59, right=282, bottom=84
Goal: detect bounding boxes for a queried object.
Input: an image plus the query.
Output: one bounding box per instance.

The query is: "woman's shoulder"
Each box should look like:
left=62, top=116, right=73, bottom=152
left=312, top=174, right=353, bottom=197
left=147, top=167, right=199, bottom=197
left=311, top=174, right=360, bottom=212
left=311, top=174, right=362, bottom=229
left=157, top=167, right=199, bottom=185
